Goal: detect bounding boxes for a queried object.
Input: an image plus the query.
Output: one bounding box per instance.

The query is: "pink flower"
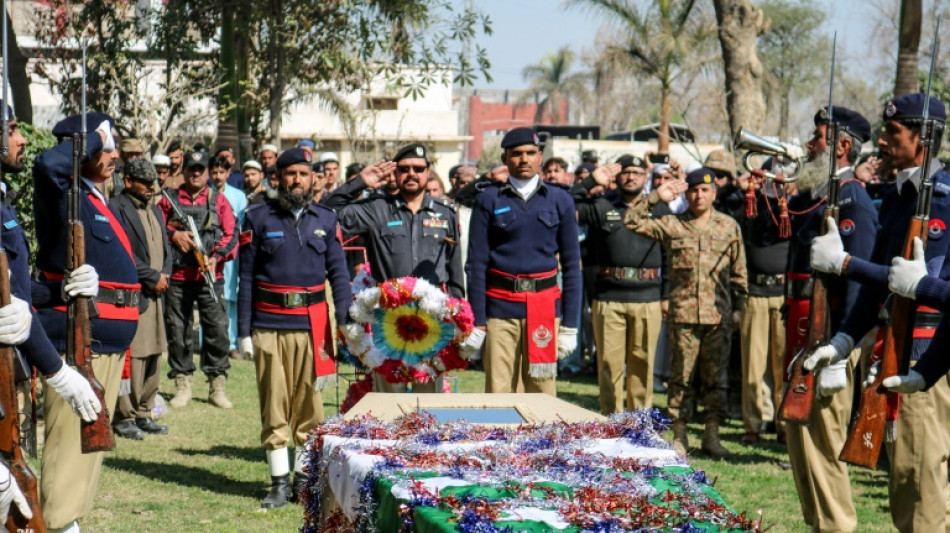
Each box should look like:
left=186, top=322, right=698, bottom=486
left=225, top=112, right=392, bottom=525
left=377, top=359, right=410, bottom=383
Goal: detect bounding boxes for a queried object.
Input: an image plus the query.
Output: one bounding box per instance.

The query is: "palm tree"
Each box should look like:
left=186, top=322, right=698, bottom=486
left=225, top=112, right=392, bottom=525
left=894, top=0, right=922, bottom=96
left=568, top=0, right=715, bottom=152
left=520, top=47, right=589, bottom=124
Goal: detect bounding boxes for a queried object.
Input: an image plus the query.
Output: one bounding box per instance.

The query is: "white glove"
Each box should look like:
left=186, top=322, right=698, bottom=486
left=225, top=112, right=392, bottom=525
left=459, top=328, right=485, bottom=359
left=889, top=237, right=927, bottom=299
left=557, top=326, right=578, bottom=361
left=882, top=368, right=926, bottom=394
left=816, top=359, right=848, bottom=398
left=96, top=119, right=115, bottom=151
left=810, top=217, right=848, bottom=274
left=803, top=332, right=854, bottom=371
left=63, top=264, right=99, bottom=299
left=0, top=295, right=32, bottom=346
left=0, top=462, right=31, bottom=523
left=239, top=336, right=254, bottom=360
left=47, top=366, right=102, bottom=423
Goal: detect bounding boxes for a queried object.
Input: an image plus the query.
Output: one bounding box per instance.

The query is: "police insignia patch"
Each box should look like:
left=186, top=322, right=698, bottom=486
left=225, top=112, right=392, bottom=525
left=415, top=146, right=424, bottom=157
left=314, top=229, right=327, bottom=237
left=532, top=324, right=553, bottom=348
left=929, top=219, right=946, bottom=240
left=885, top=101, right=897, bottom=118
left=838, top=219, right=855, bottom=236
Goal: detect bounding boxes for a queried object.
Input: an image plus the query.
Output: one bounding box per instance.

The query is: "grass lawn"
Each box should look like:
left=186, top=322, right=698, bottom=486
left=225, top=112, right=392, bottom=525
left=66, top=360, right=891, bottom=532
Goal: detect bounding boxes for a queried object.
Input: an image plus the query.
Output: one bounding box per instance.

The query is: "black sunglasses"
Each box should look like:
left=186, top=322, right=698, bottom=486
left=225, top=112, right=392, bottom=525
left=396, top=164, right=427, bottom=173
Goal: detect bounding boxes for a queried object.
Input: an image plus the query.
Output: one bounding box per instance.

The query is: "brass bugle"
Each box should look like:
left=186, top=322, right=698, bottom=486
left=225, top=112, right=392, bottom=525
left=733, top=127, right=803, bottom=182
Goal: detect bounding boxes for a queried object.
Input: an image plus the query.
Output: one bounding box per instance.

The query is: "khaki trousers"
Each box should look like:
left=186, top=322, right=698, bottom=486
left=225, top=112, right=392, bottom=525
left=116, top=354, right=162, bottom=421
left=886, top=371, right=950, bottom=532
left=41, top=351, right=124, bottom=529
left=592, top=299, right=661, bottom=414
left=786, top=348, right=858, bottom=533
left=484, top=318, right=556, bottom=395
left=252, top=329, right=324, bottom=450
left=739, top=295, right=785, bottom=433
left=373, top=373, right=441, bottom=393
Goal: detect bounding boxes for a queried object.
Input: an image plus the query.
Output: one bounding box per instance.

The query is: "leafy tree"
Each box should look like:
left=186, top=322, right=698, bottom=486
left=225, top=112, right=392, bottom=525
left=520, top=47, right=589, bottom=124
left=6, top=124, right=55, bottom=266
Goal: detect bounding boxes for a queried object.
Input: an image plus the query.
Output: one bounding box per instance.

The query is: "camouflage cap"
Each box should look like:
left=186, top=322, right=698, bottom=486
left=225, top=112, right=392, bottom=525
left=703, top=149, right=736, bottom=180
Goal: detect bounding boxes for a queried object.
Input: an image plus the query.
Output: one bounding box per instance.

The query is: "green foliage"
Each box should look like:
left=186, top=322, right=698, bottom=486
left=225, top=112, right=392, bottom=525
left=520, top=47, right=590, bottom=124
left=6, top=124, right=55, bottom=267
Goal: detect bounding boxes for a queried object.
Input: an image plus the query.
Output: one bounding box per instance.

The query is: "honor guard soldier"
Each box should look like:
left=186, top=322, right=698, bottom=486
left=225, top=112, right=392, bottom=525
left=323, top=143, right=464, bottom=393
left=33, top=113, right=142, bottom=533
left=625, top=167, right=747, bottom=458
left=466, top=127, right=582, bottom=395
left=110, top=159, right=172, bottom=439
left=238, top=148, right=352, bottom=508
left=781, top=106, right=877, bottom=533
left=577, top=155, right=670, bottom=414
left=807, top=94, right=950, bottom=532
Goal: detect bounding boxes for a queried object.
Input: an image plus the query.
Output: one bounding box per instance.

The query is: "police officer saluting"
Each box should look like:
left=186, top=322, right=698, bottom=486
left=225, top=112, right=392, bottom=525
left=467, top=127, right=582, bottom=395
left=238, top=148, right=351, bottom=508
left=323, top=143, right=464, bottom=393
left=579, top=155, right=670, bottom=414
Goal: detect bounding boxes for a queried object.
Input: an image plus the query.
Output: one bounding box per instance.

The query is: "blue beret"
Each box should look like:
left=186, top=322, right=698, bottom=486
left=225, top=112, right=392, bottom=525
left=500, top=127, right=540, bottom=149
left=884, top=93, right=946, bottom=123
left=51, top=112, right=115, bottom=139
left=297, top=139, right=315, bottom=149
left=616, top=154, right=647, bottom=169
left=685, top=167, right=716, bottom=188
left=814, top=106, right=872, bottom=143
left=393, top=143, right=429, bottom=163
left=276, top=148, right=312, bottom=169
left=575, top=162, right=595, bottom=175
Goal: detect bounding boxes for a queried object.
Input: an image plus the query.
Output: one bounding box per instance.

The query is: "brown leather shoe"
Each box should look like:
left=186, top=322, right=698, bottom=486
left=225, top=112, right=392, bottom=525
left=740, top=431, right=760, bottom=445
left=228, top=349, right=247, bottom=361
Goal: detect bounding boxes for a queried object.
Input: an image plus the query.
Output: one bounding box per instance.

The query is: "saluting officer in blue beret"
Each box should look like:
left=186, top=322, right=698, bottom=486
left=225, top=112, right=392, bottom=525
left=808, top=93, right=950, bottom=531
left=238, top=148, right=352, bottom=508
left=466, top=127, right=582, bottom=395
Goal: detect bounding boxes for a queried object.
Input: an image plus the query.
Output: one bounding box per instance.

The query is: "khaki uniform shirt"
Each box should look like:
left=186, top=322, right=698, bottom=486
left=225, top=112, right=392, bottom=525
left=624, top=191, right=748, bottom=325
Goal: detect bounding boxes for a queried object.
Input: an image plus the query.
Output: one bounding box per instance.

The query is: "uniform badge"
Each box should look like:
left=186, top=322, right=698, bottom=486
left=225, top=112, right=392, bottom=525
left=818, top=106, right=828, bottom=120
left=606, top=210, right=622, bottom=221
left=239, top=230, right=253, bottom=246
left=94, top=214, right=109, bottom=223
left=2, top=220, right=17, bottom=230
left=314, top=229, right=327, bottom=237
left=493, top=206, right=511, bottom=215
left=532, top=325, right=553, bottom=349
left=929, top=219, right=946, bottom=240
left=415, top=146, right=424, bottom=157
left=838, top=219, right=855, bottom=236
left=265, top=231, right=284, bottom=239
left=885, top=101, right=897, bottom=118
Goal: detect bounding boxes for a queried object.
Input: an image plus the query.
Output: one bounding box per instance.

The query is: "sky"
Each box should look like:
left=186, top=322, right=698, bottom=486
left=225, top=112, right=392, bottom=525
left=474, top=0, right=875, bottom=90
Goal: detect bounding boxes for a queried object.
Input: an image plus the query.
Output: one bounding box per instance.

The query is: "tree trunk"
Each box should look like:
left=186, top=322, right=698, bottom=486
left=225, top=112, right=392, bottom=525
left=3, top=9, right=31, bottom=123
left=658, top=85, right=671, bottom=154
left=894, top=0, right=921, bottom=97
left=267, top=0, right=285, bottom=143
left=713, top=0, right=768, bottom=140
left=779, top=90, right=789, bottom=139
left=217, top=1, right=240, bottom=153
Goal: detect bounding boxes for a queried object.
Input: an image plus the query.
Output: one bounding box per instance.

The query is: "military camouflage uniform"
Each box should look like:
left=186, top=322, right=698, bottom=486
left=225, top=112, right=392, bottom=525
left=625, top=190, right=748, bottom=422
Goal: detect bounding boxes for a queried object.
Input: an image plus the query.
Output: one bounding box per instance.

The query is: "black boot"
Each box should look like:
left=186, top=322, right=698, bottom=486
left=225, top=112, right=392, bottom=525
left=291, top=473, right=308, bottom=503
left=113, top=419, right=145, bottom=440
left=261, top=474, right=290, bottom=509
left=136, top=417, right=169, bottom=435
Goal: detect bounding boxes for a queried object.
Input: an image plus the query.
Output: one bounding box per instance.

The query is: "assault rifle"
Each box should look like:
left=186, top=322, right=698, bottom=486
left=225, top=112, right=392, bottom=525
left=779, top=34, right=839, bottom=424
left=0, top=0, right=46, bottom=529
left=67, top=40, right=115, bottom=454
left=160, top=189, right=220, bottom=304
left=839, top=17, right=942, bottom=468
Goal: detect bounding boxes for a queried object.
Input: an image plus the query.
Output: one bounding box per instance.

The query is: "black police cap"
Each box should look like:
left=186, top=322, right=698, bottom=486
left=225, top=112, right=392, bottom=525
left=685, top=167, right=716, bottom=188
left=51, top=112, right=115, bottom=139
left=500, top=127, right=540, bottom=149
left=393, top=143, right=429, bottom=163
left=276, top=148, right=312, bottom=170
left=312, top=161, right=326, bottom=173
left=616, top=154, right=647, bottom=170
left=883, top=93, right=947, bottom=123
left=814, top=106, right=872, bottom=143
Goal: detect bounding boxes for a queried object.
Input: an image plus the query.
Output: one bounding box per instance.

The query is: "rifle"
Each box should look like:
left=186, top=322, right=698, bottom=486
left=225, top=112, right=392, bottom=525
left=839, top=17, right=942, bottom=468
left=160, top=189, right=220, bottom=304
left=67, top=40, right=115, bottom=454
left=778, top=34, right=840, bottom=425
left=0, top=0, right=46, bottom=529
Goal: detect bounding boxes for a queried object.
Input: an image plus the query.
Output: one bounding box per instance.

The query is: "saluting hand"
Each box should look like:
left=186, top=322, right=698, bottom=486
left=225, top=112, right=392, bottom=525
left=360, top=160, right=397, bottom=189
left=591, top=162, right=621, bottom=187
left=655, top=179, right=688, bottom=203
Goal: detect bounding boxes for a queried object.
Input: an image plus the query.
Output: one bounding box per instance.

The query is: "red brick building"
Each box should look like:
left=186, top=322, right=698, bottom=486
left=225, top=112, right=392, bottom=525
left=464, top=92, right=568, bottom=161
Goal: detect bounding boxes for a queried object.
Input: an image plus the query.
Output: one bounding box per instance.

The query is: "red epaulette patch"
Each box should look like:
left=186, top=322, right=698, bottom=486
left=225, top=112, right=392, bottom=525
left=239, top=230, right=253, bottom=246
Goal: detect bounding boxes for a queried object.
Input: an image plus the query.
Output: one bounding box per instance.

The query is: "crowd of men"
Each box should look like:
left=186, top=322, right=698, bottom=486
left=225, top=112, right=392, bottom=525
left=0, top=87, right=948, bottom=532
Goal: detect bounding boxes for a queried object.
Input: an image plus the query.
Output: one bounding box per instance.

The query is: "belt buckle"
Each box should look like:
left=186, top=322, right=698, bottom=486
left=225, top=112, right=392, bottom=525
left=115, top=289, right=126, bottom=306
left=763, top=275, right=774, bottom=287
left=284, top=292, right=305, bottom=309
left=516, top=278, right=536, bottom=293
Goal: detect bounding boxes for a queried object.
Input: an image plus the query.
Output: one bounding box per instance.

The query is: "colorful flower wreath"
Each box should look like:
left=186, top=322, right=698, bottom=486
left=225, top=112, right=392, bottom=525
left=341, top=277, right=476, bottom=384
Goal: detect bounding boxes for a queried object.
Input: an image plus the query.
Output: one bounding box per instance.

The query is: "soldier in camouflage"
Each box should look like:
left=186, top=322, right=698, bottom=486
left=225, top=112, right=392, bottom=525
left=625, top=167, right=748, bottom=458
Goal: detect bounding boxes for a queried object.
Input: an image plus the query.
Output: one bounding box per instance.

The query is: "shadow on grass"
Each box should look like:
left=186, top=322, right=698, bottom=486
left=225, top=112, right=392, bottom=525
left=556, top=390, right=600, bottom=412
left=176, top=444, right=264, bottom=464
left=105, top=456, right=263, bottom=499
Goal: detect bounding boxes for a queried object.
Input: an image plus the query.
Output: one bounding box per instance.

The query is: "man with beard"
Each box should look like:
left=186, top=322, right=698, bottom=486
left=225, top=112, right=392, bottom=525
left=33, top=113, right=141, bottom=532
left=323, top=143, right=463, bottom=392
left=624, top=168, right=747, bottom=458
left=110, top=158, right=172, bottom=439
left=780, top=106, right=876, bottom=533
left=237, top=148, right=351, bottom=508
left=166, top=140, right=185, bottom=190
left=807, top=95, right=950, bottom=532
left=578, top=155, right=670, bottom=414
left=259, top=144, right=279, bottom=170
left=158, top=151, right=237, bottom=409
left=467, top=128, right=582, bottom=396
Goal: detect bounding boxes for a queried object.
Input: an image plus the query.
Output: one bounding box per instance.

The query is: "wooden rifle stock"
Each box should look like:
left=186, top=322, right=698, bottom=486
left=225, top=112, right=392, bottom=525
left=0, top=254, right=46, bottom=532
left=839, top=218, right=925, bottom=468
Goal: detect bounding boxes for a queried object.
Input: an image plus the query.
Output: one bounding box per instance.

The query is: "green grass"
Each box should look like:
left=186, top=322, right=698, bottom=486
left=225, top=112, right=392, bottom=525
left=69, top=361, right=891, bottom=532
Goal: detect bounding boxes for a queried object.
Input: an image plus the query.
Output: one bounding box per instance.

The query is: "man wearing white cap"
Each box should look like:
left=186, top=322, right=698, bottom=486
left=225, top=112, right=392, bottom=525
left=319, top=152, right=340, bottom=189
left=259, top=144, right=278, bottom=169
left=243, top=160, right=269, bottom=205
left=151, top=154, right=172, bottom=206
